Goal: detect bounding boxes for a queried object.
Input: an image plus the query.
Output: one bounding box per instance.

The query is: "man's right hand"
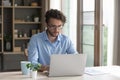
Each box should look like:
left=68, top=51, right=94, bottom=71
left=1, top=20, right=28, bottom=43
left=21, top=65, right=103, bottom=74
left=39, top=65, right=49, bottom=72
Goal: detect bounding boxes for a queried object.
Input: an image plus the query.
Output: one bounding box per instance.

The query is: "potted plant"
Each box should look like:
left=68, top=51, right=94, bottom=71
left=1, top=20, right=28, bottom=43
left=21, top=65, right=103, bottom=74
left=26, top=63, right=41, bottom=79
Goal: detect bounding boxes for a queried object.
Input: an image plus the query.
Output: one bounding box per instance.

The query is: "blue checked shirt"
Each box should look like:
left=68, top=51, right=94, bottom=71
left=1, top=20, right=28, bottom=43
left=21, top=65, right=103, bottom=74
left=28, top=31, right=77, bottom=65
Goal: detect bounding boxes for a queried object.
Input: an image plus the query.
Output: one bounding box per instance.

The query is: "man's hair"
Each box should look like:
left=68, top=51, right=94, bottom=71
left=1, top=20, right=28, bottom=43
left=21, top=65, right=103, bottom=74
left=45, top=9, right=66, bottom=25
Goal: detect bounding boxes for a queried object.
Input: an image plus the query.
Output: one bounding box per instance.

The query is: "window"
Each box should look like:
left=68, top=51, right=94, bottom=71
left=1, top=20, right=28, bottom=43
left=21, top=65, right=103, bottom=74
left=49, top=0, right=114, bottom=66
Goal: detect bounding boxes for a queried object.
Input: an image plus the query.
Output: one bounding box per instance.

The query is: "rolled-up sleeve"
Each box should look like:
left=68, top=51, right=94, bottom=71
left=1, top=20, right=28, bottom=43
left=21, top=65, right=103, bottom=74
left=28, top=35, right=39, bottom=64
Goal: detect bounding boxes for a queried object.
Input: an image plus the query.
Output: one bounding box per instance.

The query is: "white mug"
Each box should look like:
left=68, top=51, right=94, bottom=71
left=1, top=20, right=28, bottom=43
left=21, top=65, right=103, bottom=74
left=20, top=61, right=31, bottom=75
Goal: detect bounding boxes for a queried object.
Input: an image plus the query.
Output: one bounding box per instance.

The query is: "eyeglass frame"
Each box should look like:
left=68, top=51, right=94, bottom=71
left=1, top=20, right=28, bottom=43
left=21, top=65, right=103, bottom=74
left=47, top=24, right=63, bottom=30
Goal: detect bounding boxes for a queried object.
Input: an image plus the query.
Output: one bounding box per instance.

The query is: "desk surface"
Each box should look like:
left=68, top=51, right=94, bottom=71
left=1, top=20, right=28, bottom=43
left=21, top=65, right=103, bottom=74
left=0, top=66, right=120, bottom=80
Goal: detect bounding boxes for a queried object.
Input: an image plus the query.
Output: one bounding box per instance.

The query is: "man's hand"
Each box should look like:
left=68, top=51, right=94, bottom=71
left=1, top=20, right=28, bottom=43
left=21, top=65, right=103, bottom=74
left=39, top=65, right=49, bottom=72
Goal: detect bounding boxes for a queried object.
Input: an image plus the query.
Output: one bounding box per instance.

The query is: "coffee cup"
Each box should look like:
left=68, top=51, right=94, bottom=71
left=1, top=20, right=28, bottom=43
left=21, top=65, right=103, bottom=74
left=20, top=61, right=31, bottom=75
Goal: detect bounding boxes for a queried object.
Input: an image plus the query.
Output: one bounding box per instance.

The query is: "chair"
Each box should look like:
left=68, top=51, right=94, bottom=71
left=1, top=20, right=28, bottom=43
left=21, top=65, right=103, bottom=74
left=24, top=48, right=28, bottom=60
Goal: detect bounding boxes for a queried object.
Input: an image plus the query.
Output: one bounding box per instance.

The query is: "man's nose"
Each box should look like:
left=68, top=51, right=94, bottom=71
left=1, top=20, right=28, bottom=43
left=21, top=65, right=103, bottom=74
left=54, top=27, right=60, bottom=31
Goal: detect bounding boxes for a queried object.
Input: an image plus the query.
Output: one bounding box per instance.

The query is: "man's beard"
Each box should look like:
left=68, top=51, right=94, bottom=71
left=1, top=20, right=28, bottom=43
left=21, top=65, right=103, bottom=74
left=47, top=29, right=59, bottom=37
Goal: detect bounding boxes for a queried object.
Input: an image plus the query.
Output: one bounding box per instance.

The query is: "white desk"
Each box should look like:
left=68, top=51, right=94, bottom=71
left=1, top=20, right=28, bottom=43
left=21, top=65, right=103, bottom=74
left=0, top=66, right=120, bottom=80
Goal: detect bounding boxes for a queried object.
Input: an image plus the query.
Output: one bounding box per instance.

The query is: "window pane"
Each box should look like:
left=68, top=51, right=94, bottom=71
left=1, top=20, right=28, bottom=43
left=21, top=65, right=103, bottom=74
left=83, top=45, right=94, bottom=66
left=103, top=0, right=114, bottom=66
left=83, top=0, right=95, bottom=11
left=82, top=25, right=94, bottom=67
left=83, top=0, right=95, bottom=67
left=102, top=26, right=108, bottom=65
left=83, top=12, right=94, bottom=24
left=83, top=26, right=94, bottom=45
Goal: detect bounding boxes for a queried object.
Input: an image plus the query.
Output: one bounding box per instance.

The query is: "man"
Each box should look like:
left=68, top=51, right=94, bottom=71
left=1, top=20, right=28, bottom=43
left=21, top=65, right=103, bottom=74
left=28, top=9, right=77, bottom=71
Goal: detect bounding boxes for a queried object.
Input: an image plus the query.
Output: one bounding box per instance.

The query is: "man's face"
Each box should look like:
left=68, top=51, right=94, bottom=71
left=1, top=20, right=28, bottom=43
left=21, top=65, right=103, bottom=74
left=47, top=18, right=63, bottom=37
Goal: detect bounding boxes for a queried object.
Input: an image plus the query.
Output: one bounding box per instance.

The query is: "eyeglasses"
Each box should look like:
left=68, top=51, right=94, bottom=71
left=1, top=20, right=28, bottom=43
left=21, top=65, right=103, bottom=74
left=48, top=24, right=63, bottom=30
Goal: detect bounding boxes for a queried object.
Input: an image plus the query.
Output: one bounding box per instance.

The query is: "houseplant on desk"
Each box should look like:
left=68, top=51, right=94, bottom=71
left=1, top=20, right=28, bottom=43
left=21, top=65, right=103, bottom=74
left=26, top=63, right=41, bottom=79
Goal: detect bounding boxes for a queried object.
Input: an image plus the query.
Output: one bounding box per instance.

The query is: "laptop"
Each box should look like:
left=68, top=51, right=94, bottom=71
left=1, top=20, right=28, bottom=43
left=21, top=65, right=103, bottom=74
left=49, top=54, right=87, bottom=77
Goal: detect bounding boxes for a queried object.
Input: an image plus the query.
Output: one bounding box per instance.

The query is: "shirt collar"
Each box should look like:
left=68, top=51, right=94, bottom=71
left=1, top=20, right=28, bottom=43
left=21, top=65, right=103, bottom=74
left=43, top=31, right=61, bottom=42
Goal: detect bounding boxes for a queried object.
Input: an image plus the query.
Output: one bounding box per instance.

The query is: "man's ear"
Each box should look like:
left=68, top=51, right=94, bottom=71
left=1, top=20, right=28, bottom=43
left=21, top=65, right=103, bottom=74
left=45, top=27, right=48, bottom=30
left=45, top=23, right=48, bottom=30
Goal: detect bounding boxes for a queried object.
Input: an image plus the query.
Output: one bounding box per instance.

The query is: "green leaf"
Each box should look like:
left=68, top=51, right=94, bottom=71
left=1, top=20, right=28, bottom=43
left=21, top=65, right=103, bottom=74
left=26, top=63, right=41, bottom=71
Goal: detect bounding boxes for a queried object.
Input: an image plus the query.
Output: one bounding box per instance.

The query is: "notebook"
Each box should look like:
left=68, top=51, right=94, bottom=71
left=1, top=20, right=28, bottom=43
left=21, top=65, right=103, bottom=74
left=49, top=54, right=87, bottom=77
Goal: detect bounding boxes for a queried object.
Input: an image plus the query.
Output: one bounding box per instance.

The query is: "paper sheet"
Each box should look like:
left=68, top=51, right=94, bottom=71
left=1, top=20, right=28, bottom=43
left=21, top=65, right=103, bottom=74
left=85, top=68, right=108, bottom=75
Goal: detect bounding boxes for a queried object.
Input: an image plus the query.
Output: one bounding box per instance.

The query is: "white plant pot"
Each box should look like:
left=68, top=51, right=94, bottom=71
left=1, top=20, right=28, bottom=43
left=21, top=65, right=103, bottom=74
left=32, top=71, right=37, bottom=79
left=34, top=17, right=39, bottom=22
left=29, top=70, right=32, bottom=77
